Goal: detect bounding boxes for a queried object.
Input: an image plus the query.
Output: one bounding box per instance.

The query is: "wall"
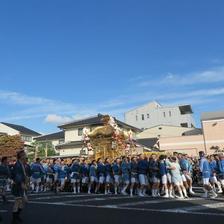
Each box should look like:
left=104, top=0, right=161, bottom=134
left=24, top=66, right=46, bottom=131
left=59, top=147, right=82, bottom=156
left=64, top=128, right=85, bottom=142
left=202, top=119, right=224, bottom=154
left=137, top=125, right=195, bottom=139
left=125, top=103, right=195, bottom=129
left=159, top=135, right=205, bottom=156
left=0, top=123, right=19, bottom=135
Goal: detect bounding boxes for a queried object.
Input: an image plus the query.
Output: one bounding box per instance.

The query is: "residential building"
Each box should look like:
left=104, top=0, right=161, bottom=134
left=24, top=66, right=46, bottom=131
left=125, top=101, right=195, bottom=129
left=137, top=125, right=201, bottom=139
left=56, top=114, right=141, bottom=157
left=34, top=131, right=65, bottom=150
left=201, top=111, right=224, bottom=154
left=159, top=110, right=224, bottom=156
left=0, top=122, right=41, bottom=146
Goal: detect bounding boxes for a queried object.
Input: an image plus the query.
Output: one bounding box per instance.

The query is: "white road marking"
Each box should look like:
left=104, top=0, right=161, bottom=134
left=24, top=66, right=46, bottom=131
left=26, top=200, right=224, bottom=217
left=33, top=193, right=105, bottom=200
left=165, top=202, right=224, bottom=212
left=109, top=197, right=202, bottom=207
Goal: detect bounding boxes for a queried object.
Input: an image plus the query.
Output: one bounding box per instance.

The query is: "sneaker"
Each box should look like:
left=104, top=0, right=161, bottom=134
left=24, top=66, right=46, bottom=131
left=163, top=194, right=169, bottom=198
left=121, top=191, right=128, bottom=196
left=210, top=192, right=218, bottom=198
left=138, top=193, right=144, bottom=197
left=169, top=194, right=175, bottom=198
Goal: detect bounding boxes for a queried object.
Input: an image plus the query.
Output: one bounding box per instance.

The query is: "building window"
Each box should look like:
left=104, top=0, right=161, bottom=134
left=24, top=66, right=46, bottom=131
left=59, top=139, right=64, bottom=144
left=136, top=115, right=138, bottom=121
left=142, top=114, right=145, bottom=120
left=78, top=128, right=83, bottom=136
left=147, top=114, right=150, bottom=119
left=180, top=123, right=188, bottom=128
left=169, top=111, right=171, bottom=117
left=21, top=136, right=32, bottom=142
left=163, top=112, right=166, bottom=118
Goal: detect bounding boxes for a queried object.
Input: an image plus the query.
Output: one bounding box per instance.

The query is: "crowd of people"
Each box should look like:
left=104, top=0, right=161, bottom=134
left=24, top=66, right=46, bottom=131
left=1, top=150, right=224, bottom=223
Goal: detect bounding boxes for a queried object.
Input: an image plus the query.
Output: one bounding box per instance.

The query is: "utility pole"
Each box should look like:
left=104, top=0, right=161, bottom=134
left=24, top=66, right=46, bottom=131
left=45, top=142, right=48, bottom=158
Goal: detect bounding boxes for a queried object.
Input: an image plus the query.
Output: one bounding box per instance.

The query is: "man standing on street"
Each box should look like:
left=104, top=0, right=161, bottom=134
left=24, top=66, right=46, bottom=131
left=11, top=150, right=29, bottom=224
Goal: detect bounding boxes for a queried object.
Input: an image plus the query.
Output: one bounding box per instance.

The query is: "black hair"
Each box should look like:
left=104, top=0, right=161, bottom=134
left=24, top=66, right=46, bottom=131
left=1, top=157, right=7, bottom=163
left=17, top=150, right=25, bottom=160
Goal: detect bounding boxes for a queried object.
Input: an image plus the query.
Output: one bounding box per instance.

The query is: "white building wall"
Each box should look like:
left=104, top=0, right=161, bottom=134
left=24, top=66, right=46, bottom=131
left=0, top=123, right=20, bottom=135
left=125, top=102, right=195, bottom=129
left=59, top=147, right=82, bottom=156
left=65, top=128, right=82, bottom=142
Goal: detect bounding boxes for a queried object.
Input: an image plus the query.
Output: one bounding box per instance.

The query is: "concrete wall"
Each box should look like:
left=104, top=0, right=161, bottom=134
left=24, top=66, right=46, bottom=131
left=159, top=135, right=205, bottom=156
left=125, top=102, right=195, bottom=129
left=137, top=125, right=195, bottom=139
left=202, top=119, right=224, bottom=154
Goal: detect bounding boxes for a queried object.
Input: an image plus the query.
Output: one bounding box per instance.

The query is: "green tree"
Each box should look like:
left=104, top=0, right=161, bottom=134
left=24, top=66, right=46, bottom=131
left=28, top=141, right=58, bottom=161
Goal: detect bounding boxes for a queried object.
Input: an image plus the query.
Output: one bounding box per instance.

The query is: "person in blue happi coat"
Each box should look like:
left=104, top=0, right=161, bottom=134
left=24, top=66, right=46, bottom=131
left=199, top=151, right=217, bottom=198
left=70, top=159, right=81, bottom=194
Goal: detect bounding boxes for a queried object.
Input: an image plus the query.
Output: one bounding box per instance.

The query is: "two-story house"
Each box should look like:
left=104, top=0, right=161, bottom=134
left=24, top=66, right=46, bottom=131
left=34, top=131, right=65, bottom=150
left=0, top=122, right=41, bottom=146
left=56, top=114, right=141, bottom=157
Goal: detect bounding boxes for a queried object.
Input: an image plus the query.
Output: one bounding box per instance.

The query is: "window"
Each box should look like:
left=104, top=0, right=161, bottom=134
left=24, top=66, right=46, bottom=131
left=147, top=114, right=150, bottom=119
left=142, top=114, right=145, bottom=120
left=21, top=136, right=32, bottom=142
left=180, top=123, right=188, bottom=128
left=169, top=111, right=171, bottom=117
left=78, top=128, right=83, bottom=136
left=136, top=115, right=138, bottom=121
left=163, top=112, right=166, bottom=118
left=59, top=139, right=64, bottom=144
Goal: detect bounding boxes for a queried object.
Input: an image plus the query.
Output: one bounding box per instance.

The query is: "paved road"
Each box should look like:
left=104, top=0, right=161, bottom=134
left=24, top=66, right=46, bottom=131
left=1, top=190, right=224, bottom=224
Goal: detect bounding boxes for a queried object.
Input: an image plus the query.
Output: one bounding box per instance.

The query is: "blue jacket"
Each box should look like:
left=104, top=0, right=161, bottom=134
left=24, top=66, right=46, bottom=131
left=11, top=161, right=26, bottom=184
left=0, top=164, right=11, bottom=179
left=159, top=161, right=167, bottom=176
left=105, top=163, right=112, bottom=176
left=180, top=159, right=191, bottom=172
left=121, top=162, right=130, bottom=175
left=218, top=159, right=224, bottom=174
left=80, top=164, right=89, bottom=177
left=89, top=164, right=97, bottom=177
left=97, top=163, right=105, bottom=177
left=112, top=163, right=120, bottom=175
left=149, top=160, right=159, bottom=177
left=200, top=158, right=211, bottom=178
left=70, top=163, right=80, bottom=178
left=31, top=163, right=46, bottom=179
left=57, top=165, right=69, bottom=179
left=137, top=160, right=148, bottom=175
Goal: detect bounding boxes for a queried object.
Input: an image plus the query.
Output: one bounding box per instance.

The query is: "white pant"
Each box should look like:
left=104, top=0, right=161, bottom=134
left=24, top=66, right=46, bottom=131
left=139, top=174, right=148, bottom=186
left=203, top=178, right=210, bottom=185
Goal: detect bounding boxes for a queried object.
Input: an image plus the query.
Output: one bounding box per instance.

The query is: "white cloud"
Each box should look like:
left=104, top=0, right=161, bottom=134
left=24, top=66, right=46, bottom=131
left=175, top=66, right=224, bottom=85
left=138, top=66, right=224, bottom=87
left=45, top=114, right=76, bottom=125
left=0, top=90, right=52, bottom=105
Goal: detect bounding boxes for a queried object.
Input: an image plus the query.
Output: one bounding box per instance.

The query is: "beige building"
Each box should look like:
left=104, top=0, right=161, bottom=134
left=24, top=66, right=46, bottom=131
left=159, top=110, right=224, bottom=156
left=201, top=111, right=224, bottom=154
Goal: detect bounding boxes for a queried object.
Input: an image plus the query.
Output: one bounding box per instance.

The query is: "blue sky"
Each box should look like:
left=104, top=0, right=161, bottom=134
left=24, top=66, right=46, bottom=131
left=0, top=0, right=224, bottom=133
